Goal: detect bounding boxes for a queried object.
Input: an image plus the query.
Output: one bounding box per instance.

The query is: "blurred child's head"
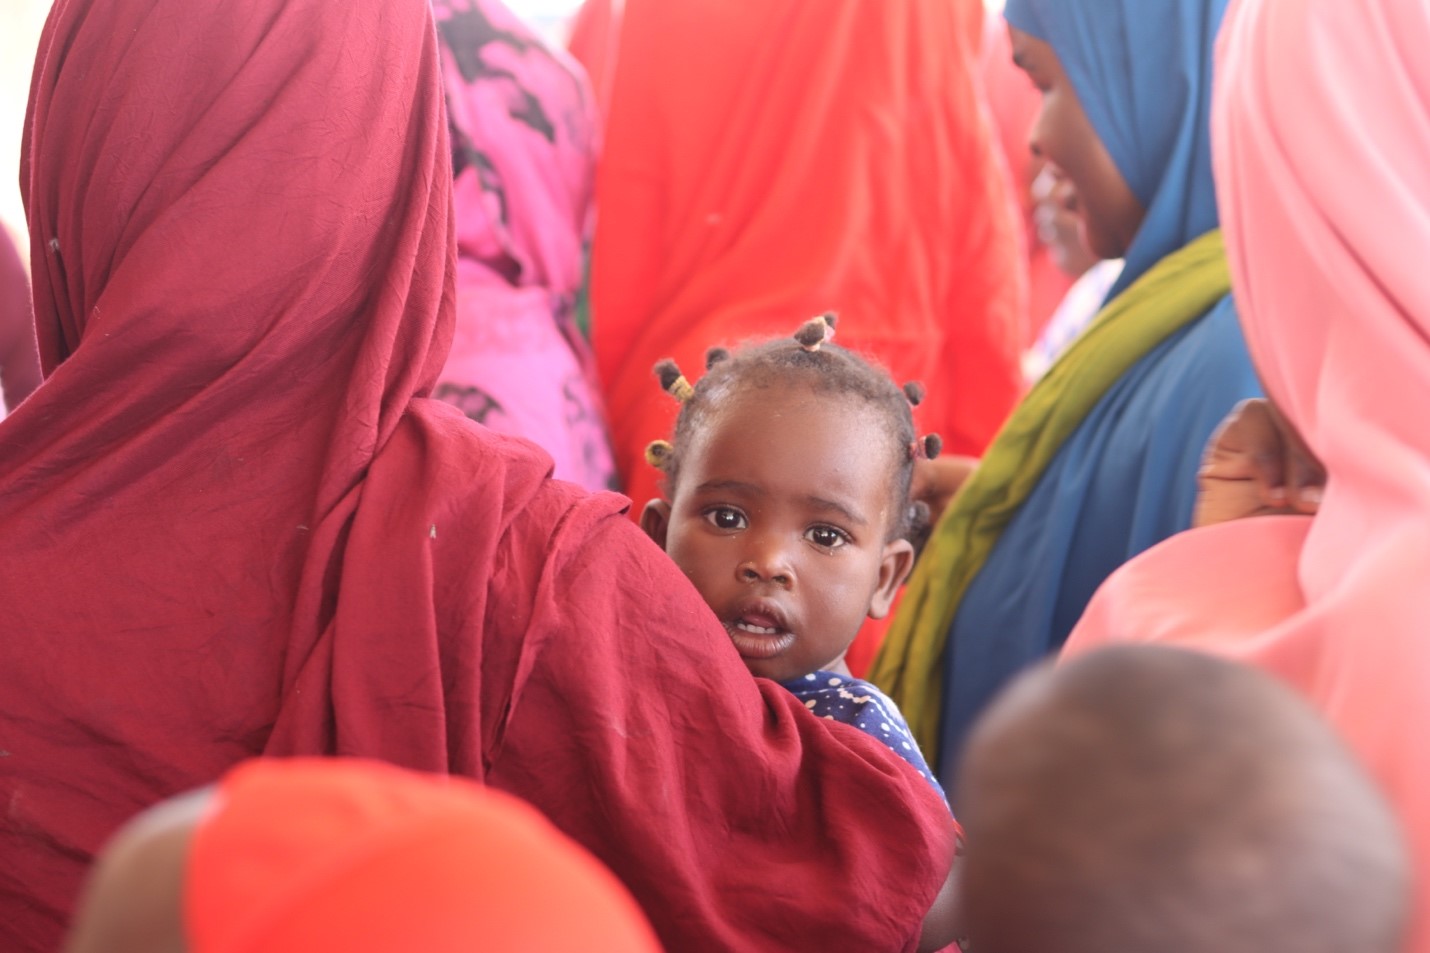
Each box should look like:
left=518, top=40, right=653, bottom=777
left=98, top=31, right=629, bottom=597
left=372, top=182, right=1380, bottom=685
left=64, top=758, right=662, bottom=953
left=640, top=315, right=936, bottom=682
left=955, top=645, right=1410, bottom=953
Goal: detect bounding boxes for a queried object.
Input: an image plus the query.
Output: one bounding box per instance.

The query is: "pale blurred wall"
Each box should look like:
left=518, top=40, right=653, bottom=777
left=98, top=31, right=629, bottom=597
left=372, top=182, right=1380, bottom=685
left=0, top=0, right=51, bottom=262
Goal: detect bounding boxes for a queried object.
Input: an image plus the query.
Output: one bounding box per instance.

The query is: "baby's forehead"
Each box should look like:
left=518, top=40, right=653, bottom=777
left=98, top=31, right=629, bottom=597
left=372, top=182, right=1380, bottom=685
left=702, top=379, right=889, bottom=431
left=691, top=389, right=899, bottom=469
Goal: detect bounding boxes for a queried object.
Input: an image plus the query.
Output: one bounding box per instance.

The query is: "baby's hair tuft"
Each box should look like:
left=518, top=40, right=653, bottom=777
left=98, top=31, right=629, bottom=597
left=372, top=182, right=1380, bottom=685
left=907, top=500, right=934, bottom=557
left=645, top=440, right=674, bottom=471
left=653, top=359, right=695, bottom=403
left=793, top=312, right=837, bottom=352
left=646, top=313, right=933, bottom=544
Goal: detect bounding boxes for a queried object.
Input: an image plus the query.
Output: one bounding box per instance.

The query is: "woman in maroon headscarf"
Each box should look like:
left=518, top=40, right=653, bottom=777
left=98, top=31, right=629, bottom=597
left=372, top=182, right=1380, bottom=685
left=0, top=0, right=957, bottom=951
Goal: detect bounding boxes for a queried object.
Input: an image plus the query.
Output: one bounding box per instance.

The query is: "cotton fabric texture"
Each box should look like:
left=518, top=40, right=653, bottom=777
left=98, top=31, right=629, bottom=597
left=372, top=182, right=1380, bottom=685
left=872, top=0, right=1261, bottom=779
left=590, top=0, right=1027, bottom=516
left=0, top=0, right=956, bottom=949
left=188, top=759, right=662, bottom=953
left=1066, top=1, right=1430, bottom=948
left=782, top=672, right=946, bottom=799
left=432, top=0, right=617, bottom=491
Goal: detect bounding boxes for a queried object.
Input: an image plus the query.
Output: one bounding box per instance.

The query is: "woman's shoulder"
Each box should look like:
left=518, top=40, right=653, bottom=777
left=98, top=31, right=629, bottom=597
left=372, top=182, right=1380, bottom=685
left=1145, top=294, right=1260, bottom=402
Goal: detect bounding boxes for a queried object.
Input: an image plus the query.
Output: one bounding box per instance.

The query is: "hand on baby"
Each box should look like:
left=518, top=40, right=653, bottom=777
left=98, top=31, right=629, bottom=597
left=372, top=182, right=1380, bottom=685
left=912, top=455, right=980, bottom=528
left=1193, top=398, right=1325, bottom=529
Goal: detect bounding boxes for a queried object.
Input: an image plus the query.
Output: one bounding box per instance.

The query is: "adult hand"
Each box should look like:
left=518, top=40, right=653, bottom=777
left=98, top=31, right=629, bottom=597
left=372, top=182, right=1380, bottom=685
left=913, top=455, right=980, bottom=528
left=1193, top=398, right=1325, bottom=529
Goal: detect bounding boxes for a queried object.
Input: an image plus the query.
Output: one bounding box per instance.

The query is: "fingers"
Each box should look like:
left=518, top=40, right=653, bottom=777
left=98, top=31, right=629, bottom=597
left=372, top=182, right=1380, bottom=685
left=1264, top=399, right=1326, bottom=513
left=912, top=456, right=979, bottom=528
left=1198, top=398, right=1278, bottom=484
left=1194, top=397, right=1326, bottom=528
left=1196, top=399, right=1286, bottom=528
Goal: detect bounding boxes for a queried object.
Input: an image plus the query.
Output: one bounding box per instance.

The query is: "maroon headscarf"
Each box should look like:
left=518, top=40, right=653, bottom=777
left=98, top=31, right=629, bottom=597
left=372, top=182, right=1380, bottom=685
left=0, top=0, right=956, bottom=950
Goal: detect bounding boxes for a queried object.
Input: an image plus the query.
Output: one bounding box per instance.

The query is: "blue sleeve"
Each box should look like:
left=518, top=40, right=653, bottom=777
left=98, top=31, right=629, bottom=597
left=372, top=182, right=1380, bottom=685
left=783, top=672, right=949, bottom=804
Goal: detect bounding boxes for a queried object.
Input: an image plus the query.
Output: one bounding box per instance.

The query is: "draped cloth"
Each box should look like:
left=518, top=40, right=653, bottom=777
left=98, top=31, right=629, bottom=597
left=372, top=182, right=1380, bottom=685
left=591, top=0, right=1026, bottom=514
left=872, top=0, right=1260, bottom=779
left=432, top=0, right=617, bottom=492
left=565, top=0, right=623, bottom=118
left=0, top=1, right=956, bottom=950
left=1003, top=0, right=1226, bottom=302
left=188, top=759, right=662, bottom=952
left=1066, top=1, right=1430, bottom=948
left=873, top=231, right=1234, bottom=756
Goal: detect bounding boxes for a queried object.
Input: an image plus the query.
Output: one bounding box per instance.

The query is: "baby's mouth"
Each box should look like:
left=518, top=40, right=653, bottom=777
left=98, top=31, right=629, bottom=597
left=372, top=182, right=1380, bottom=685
left=725, top=606, right=796, bottom=660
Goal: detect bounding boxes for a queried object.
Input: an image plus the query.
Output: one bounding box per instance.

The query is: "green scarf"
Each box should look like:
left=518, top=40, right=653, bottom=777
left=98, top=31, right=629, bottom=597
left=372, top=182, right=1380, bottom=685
left=871, top=230, right=1232, bottom=758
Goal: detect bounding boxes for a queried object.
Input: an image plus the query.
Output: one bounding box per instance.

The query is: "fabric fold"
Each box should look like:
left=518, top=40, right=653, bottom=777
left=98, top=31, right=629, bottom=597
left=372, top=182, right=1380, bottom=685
left=0, top=0, right=958, bottom=949
left=872, top=229, right=1230, bottom=753
left=591, top=0, right=1026, bottom=513
left=1065, top=1, right=1430, bottom=948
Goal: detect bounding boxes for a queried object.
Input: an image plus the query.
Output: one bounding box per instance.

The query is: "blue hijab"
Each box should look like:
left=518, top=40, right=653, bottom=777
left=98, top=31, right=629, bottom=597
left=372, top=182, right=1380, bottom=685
left=1004, top=0, right=1228, bottom=296
left=934, top=0, right=1259, bottom=783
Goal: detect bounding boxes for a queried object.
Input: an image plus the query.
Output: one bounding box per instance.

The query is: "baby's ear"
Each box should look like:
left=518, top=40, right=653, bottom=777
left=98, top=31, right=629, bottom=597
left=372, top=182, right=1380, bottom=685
left=868, top=538, right=915, bottom=619
left=640, top=499, right=673, bottom=549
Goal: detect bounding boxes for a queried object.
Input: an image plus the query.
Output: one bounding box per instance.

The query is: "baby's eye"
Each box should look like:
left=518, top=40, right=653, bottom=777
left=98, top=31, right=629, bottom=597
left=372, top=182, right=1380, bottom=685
left=805, top=525, right=850, bottom=549
left=703, top=507, right=748, bottom=531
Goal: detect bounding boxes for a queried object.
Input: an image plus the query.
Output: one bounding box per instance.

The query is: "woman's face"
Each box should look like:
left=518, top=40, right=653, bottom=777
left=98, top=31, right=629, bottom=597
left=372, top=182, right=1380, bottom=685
left=1010, top=26, right=1145, bottom=261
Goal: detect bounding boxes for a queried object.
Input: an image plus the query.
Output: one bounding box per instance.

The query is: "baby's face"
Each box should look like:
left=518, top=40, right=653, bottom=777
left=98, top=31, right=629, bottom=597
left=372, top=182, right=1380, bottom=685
left=651, top=385, right=911, bottom=682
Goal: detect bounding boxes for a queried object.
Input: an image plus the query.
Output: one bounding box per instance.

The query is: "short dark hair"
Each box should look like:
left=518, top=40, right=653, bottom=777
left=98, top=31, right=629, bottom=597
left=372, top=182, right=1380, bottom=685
left=956, top=646, right=1410, bottom=953
left=649, top=315, right=939, bottom=544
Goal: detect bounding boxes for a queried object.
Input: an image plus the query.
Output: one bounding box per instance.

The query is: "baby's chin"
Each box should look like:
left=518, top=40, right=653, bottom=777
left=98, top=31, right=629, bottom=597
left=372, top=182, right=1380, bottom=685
left=736, top=653, right=803, bottom=684
left=737, top=650, right=848, bottom=685
left=737, top=656, right=788, bottom=683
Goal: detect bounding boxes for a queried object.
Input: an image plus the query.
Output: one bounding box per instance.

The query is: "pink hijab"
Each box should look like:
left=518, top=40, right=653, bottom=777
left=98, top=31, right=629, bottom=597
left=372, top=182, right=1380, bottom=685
left=1065, top=0, right=1430, bottom=945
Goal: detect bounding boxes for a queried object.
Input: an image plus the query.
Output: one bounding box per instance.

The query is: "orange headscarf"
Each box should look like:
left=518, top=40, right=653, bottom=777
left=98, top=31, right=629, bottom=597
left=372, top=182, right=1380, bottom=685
left=591, top=0, right=1025, bottom=510
left=188, top=759, right=663, bottom=953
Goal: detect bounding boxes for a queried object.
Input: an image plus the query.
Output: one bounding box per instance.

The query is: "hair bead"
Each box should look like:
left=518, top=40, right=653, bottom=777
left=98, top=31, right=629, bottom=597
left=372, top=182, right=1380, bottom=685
left=793, top=312, right=837, bottom=352
left=645, top=440, right=674, bottom=470
left=653, top=359, right=695, bottom=403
